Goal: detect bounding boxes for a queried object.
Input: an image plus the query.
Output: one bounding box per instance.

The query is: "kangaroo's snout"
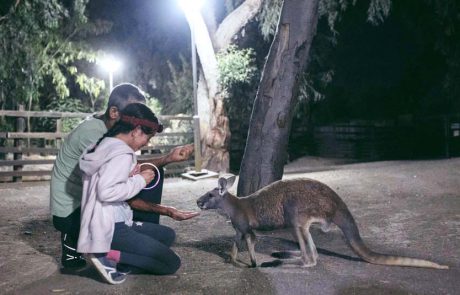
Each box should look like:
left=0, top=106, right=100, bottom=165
left=196, top=199, right=205, bottom=209
left=196, top=194, right=208, bottom=210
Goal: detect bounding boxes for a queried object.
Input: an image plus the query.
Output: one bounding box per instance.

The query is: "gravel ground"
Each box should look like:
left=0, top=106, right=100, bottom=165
left=0, top=157, right=459, bottom=294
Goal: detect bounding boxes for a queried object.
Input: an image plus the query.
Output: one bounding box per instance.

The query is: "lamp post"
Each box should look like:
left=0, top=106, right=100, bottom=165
left=179, top=0, right=204, bottom=174
left=98, top=55, right=122, bottom=91
left=179, top=0, right=218, bottom=180
left=190, top=10, right=202, bottom=174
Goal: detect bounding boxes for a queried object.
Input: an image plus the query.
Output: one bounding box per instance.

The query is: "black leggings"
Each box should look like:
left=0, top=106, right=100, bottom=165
left=111, top=222, right=180, bottom=275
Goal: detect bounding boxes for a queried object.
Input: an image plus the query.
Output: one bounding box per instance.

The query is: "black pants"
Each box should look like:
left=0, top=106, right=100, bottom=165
left=132, top=166, right=165, bottom=224
left=112, top=222, right=180, bottom=275
left=52, top=167, right=165, bottom=258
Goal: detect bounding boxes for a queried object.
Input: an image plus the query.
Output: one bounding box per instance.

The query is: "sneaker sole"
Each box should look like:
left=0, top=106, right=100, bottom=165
left=86, top=254, right=126, bottom=285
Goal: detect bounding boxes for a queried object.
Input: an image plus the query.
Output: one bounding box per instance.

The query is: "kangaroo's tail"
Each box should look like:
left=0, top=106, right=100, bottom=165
left=332, top=206, right=448, bottom=270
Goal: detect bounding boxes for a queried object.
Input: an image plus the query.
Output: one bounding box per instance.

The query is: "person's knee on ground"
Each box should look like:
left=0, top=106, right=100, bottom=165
left=162, top=225, right=176, bottom=247
left=53, top=210, right=85, bottom=268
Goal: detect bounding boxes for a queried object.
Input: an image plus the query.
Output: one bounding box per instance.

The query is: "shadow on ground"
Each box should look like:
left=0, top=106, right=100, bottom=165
left=20, top=217, right=60, bottom=264
left=2, top=157, right=459, bottom=294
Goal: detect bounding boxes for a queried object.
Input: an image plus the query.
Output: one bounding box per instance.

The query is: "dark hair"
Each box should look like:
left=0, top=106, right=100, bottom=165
left=88, top=103, right=162, bottom=153
left=104, top=83, right=146, bottom=118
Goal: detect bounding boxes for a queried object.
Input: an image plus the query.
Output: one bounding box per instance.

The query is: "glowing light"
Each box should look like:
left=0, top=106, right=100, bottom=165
left=98, top=55, right=122, bottom=91
left=98, top=55, right=122, bottom=74
left=178, top=0, right=205, bottom=12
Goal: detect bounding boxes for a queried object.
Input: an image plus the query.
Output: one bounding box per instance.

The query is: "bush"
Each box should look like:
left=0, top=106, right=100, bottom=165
left=217, top=45, right=257, bottom=91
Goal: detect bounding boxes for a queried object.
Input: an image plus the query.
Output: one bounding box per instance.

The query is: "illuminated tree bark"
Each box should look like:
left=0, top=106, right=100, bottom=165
left=182, top=0, right=263, bottom=172
left=237, top=0, right=320, bottom=195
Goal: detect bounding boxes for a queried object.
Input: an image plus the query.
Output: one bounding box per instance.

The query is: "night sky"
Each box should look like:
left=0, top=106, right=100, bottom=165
left=87, top=0, right=190, bottom=99
left=85, top=0, right=457, bottom=121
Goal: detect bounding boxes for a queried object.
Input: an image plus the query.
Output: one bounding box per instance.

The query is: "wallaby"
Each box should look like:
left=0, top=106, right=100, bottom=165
left=196, top=176, right=448, bottom=269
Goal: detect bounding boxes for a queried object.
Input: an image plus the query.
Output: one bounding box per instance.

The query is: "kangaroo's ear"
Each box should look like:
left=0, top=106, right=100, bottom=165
left=218, top=177, right=227, bottom=195
left=225, top=175, right=236, bottom=188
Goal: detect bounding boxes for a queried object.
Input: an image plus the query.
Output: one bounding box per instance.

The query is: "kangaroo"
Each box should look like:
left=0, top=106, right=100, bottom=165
left=196, top=176, right=448, bottom=269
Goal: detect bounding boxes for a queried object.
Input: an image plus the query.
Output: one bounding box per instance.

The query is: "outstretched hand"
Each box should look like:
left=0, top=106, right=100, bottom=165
left=167, top=144, right=194, bottom=164
left=166, top=206, right=200, bottom=221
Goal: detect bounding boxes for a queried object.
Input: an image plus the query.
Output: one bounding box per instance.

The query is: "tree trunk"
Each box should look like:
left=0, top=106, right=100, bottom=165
left=213, top=0, right=263, bottom=52
left=183, top=0, right=264, bottom=173
left=181, top=7, right=229, bottom=172
left=237, top=0, right=320, bottom=196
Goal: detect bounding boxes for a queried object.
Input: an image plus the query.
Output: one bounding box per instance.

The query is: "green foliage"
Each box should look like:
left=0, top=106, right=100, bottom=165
left=49, top=98, right=91, bottom=132
left=367, top=0, right=391, bottom=25
left=75, top=73, right=106, bottom=111
left=164, top=55, right=193, bottom=115
left=145, top=96, right=163, bottom=116
left=258, top=0, right=283, bottom=41
left=0, top=0, right=110, bottom=112
left=38, top=97, right=91, bottom=133
left=318, top=0, right=354, bottom=34
left=217, top=45, right=257, bottom=91
left=259, top=0, right=391, bottom=39
left=258, top=0, right=391, bottom=114
left=318, top=0, right=391, bottom=31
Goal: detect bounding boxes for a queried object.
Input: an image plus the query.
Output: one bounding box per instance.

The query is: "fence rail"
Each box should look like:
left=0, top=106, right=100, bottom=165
left=309, top=117, right=460, bottom=160
left=0, top=109, right=194, bottom=182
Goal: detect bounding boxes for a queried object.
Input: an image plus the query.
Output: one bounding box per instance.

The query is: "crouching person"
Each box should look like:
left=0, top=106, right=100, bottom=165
left=78, top=103, right=181, bottom=284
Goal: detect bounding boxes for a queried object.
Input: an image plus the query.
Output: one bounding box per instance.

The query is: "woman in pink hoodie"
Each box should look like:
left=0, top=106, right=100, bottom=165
left=78, top=103, right=181, bottom=284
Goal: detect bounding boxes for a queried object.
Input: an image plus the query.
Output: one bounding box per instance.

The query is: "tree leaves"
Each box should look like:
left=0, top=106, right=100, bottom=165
left=217, top=45, right=257, bottom=91
left=0, top=0, right=106, bottom=111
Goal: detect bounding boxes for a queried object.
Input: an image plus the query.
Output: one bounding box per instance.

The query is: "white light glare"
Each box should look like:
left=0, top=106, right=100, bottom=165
left=98, top=55, right=122, bottom=73
left=178, top=0, right=205, bottom=12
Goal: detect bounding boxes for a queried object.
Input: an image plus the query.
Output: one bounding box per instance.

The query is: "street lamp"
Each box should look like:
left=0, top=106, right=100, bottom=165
left=98, top=55, right=122, bottom=91
left=179, top=0, right=218, bottom=180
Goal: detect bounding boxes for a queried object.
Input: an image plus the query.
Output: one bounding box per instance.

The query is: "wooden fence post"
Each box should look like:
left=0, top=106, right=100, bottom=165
left=56, top=118, right=62, bottom=149
left=13, top=104, right=25, bottom=182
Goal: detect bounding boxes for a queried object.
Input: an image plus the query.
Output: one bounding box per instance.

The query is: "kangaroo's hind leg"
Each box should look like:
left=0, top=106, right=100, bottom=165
left=302, top=225, right=319, bottom=262
left=245, top=231, right=257, bottom=267
left=294, top=226, right=317, bottom=267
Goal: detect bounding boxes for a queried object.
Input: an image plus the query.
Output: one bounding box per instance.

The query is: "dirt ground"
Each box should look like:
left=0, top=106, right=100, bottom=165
left=0, top=157, right=459, bottom=295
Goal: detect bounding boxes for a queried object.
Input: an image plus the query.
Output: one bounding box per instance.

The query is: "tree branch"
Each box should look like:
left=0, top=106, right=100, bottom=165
left=214, top=0, right=263, bottom=52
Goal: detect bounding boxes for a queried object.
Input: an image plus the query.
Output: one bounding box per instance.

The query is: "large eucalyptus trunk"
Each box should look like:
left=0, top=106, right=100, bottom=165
left=237, top=0, right=320, bottom=196
left=184, top=0, right=263, bottom=173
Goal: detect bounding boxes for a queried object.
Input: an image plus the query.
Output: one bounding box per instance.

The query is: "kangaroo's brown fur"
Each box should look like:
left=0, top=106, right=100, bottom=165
left=196, top=176, right=448, bottom=269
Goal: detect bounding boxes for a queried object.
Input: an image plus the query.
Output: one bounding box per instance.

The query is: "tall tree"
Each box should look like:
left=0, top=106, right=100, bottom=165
left=237, top=0, right=320, bottom=195
left=181, top=0, right=397, bottom=175
left=182, top=0, right=264, bottom=172
left=237, top=0, right=392, bottom=195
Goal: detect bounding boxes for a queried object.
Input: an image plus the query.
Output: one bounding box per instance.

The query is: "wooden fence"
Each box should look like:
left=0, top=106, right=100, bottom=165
left=0, top=109, right=194, bottom=182
left=302, top=116, right=460, bottom=160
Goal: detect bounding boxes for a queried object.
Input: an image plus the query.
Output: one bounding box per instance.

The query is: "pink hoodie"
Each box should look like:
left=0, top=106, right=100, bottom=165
left=77, top=137, right=146, bottom=253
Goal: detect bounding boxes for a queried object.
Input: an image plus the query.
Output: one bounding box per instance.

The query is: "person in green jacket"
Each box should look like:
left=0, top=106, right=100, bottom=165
left=50, top=83, right=198, bottom=268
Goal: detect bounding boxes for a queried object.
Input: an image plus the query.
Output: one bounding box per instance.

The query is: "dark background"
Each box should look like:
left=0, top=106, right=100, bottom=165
left=90, top=0, right=459, bottom=167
